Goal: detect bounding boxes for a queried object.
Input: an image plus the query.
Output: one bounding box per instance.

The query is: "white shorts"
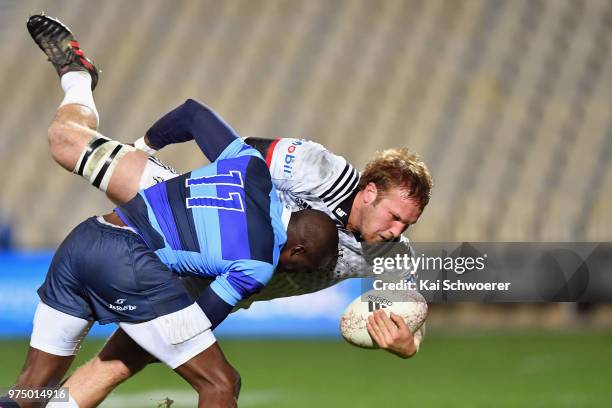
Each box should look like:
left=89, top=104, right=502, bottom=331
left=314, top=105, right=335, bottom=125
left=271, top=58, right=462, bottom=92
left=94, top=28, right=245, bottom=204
left=138, top=155, right=178, bottom=189
left=119, top=302, right=217, bottom=369
left=31, top=301, right=215, bottom=369
left=30, top=302, right=93, bottom=356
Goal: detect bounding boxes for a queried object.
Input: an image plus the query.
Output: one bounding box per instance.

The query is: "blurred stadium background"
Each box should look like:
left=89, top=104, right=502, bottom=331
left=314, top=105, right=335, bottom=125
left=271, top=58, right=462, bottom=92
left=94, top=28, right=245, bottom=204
left=0, top=0, right=611, bottom=406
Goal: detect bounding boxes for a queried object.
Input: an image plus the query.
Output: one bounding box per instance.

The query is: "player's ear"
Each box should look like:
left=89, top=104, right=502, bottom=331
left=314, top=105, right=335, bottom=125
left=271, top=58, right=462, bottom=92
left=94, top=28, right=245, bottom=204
left=363, top=182, right=378, bottom=204
left=290, top=244, right=306, bottom=256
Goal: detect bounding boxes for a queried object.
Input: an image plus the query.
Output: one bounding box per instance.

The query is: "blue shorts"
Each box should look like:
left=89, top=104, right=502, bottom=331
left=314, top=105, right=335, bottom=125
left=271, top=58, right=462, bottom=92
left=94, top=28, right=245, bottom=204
left=38, top=217, right=193, bottom=324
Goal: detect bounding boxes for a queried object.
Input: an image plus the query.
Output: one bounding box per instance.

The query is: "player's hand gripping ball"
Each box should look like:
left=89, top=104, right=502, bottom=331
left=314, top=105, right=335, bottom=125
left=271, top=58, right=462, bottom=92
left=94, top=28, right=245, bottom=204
left=340, top=289, right=427, bottom=348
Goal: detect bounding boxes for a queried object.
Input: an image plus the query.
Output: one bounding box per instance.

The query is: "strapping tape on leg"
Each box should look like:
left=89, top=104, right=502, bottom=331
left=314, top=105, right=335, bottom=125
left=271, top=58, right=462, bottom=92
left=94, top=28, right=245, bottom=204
left=73, top=135, right=135, bottom=192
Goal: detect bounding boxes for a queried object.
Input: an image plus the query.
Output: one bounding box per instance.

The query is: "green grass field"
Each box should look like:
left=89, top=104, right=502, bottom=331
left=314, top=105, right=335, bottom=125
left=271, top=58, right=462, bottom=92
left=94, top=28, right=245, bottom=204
left=2, top=330, right=611, bottom=407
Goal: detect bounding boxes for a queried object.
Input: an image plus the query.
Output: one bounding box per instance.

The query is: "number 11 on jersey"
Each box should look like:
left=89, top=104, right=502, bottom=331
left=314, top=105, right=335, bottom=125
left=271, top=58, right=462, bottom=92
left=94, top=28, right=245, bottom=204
left=185, top=171, right=245, bottom=212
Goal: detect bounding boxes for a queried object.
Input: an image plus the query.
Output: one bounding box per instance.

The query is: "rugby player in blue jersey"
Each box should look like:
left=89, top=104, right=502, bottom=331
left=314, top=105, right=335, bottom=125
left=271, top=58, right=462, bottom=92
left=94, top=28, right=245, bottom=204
left=1, top=17, right=339, bottom=408
left=5, top=131, right=337, bottom=408
left=15, top=14, right=433, bottom=408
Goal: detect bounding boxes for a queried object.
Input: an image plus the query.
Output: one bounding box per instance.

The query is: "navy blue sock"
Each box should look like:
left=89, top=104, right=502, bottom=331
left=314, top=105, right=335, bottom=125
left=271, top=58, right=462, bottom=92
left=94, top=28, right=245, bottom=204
left=0, top=396, right=21, bottom=407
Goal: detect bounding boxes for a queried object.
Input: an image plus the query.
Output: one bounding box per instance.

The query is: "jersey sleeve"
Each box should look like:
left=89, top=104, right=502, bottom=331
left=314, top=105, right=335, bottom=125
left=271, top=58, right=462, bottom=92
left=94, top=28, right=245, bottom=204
left=145, top=99, right=240, bottom=162
left=194, top=260, right=273, bottom=329
left=266, top=138, right=360, bottom=212
left=209, top=260, right=275, bottom=306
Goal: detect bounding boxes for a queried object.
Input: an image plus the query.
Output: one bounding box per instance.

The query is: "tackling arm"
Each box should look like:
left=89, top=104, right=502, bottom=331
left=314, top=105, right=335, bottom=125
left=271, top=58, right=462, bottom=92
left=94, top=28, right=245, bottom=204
left=140, top=100, right=356, bottom=216
left=141, top=99, right=240, bottom=162
left=197, top=260, right=275, bottom=328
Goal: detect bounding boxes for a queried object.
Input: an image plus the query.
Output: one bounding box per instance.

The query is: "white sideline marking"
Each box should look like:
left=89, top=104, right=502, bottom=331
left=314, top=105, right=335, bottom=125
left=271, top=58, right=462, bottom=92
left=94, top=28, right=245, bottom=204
left=100, top=389, right=282, bottom=407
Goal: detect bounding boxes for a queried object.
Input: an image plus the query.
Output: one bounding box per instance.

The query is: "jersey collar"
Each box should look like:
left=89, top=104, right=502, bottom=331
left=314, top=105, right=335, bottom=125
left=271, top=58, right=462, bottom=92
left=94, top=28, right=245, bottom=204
left=332, top=189, right=358, bottom=228
left=281, top=207, right=292, bottom=230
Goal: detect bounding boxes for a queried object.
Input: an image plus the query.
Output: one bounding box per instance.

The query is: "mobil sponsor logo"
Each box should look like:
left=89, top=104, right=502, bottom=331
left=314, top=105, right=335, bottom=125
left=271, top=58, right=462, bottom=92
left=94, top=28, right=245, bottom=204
left=282, top=140, right=303, bottom=176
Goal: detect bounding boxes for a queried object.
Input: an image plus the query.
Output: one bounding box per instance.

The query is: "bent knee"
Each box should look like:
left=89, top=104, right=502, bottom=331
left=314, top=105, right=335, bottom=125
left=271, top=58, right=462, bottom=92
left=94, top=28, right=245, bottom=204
left=47, top=121, right=69, bottom=152
left=232, top=366, right=242, bottom=396
left=226, top=366, right=241, bottom=396
left=47, top=121, right=83, bottom=170
left=193, top=365, right=241, bottom=397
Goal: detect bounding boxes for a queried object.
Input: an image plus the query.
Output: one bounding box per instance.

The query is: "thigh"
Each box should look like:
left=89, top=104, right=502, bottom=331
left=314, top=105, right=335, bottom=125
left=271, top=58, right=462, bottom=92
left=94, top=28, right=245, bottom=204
left=118, top=303, right=215, bottom=369
left=97, top=328, right=158, bottom=366
left=30, top=302, right=93, bottom=357
left=106, top=149, right=149, bottom=205
left=106, top=150, right=180, bottom=205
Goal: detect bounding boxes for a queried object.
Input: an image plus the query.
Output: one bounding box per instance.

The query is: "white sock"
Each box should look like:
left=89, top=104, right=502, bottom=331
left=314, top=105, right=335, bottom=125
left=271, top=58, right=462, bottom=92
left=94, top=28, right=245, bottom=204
left=59, top=71, right=99, bottom=125
left=46, top=392, right=80, bottom=408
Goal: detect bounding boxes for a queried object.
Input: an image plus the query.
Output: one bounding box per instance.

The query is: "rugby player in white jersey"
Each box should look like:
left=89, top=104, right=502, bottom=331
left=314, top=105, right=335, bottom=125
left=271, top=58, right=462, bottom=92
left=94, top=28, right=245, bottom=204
left=26, top=14, right=433, bottom=408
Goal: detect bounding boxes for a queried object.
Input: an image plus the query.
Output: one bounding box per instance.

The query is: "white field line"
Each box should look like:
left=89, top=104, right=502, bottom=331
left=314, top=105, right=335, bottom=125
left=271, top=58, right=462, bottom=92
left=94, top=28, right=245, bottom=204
left=100, top=389, right=283, bottom=408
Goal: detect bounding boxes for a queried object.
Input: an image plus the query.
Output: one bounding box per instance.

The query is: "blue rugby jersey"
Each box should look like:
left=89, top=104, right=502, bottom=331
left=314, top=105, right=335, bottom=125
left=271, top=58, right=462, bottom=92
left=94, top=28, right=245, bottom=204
left=142, top=99, right=417, bottom=308
left=115, top=138, right=287, bottom=306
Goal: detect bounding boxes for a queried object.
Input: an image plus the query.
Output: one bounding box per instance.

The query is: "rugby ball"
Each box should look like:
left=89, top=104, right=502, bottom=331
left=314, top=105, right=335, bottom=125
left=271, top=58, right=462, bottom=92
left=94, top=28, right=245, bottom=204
left=340, top=289, right=427, bottom=348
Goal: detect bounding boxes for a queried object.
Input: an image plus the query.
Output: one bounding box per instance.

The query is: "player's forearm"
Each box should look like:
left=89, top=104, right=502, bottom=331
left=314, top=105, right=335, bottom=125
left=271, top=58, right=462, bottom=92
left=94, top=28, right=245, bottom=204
left=143, top=99, right=240, bottom=161
left=196, top=285, right=234, bottom=329
left=142, top=99, right=199, bottom=150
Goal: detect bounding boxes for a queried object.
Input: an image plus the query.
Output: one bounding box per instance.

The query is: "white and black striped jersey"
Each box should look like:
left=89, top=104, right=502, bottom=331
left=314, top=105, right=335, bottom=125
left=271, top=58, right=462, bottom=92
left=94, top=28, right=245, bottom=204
left=237, top=138, right=416, bottom=309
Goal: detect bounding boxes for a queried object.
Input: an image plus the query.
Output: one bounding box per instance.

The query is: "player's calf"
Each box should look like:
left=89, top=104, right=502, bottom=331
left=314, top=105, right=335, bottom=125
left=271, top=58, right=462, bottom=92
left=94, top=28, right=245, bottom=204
left=6, top=302, right=92, bottom=408
left=10, top=347, right=75, bottom=408
left=189, top=368, right=240, bottom=408
left=63, top=329, right=154, bottom=408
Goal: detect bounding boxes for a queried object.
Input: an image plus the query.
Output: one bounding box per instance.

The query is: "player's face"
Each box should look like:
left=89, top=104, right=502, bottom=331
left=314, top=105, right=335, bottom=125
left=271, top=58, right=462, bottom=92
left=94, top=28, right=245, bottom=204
left=358, top=184, right=422, bottom=243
